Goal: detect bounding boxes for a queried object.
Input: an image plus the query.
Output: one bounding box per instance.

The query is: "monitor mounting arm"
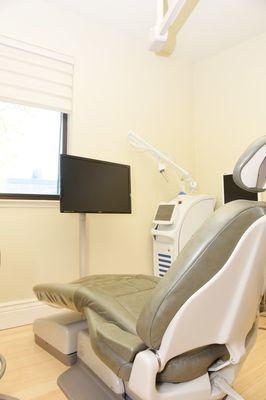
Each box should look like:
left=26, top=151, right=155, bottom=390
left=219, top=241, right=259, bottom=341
left=128, top=131, right=197, bottom=193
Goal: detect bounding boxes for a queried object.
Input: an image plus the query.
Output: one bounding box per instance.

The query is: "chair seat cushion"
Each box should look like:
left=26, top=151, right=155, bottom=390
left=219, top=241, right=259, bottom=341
left=34, top=274, right=159, bottom=334
left=34, top=274, right=228, bottom=383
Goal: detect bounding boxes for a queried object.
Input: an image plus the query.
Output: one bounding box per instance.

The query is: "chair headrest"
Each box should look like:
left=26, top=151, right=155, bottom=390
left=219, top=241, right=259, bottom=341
left=233, top=136, right=266, bottom=193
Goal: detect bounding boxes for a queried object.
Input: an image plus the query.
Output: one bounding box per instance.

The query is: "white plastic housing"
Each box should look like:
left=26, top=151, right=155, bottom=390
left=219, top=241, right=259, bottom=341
left=33, top=311, right=87, bottom=355
left=152, top=195, right=216, bottom=277
left=241, top=145, right=266, bottom=189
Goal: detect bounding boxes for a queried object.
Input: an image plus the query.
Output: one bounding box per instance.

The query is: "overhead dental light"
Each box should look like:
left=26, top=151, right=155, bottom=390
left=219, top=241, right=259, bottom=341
left=128, top=131, right=197, bottom=193
left=150, top=0, right=199, bottom=54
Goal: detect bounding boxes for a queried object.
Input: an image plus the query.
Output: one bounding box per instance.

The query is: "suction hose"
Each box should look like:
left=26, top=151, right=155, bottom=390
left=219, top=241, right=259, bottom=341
left=0, top=355, right=6, bottom=380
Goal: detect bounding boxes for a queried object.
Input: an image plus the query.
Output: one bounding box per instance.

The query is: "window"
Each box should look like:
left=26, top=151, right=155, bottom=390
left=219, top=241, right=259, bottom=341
left=0, top=100, right=67, bottom=200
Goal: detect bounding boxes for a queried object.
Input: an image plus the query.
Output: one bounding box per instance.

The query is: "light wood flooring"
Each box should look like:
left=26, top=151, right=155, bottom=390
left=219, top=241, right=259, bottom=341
left=0, top=320, right=265, bottom=399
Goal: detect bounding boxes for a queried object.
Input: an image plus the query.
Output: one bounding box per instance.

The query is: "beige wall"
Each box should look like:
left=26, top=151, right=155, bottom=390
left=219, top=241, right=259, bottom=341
left=0, top=1, right=194, bottom=302
left=193, top=33, right=266, bottom=205
left=0, top=207, right=79, bottom=301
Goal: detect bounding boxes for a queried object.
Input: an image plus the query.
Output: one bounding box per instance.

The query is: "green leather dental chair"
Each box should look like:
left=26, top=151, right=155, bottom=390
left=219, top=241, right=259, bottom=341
left=34, top=136, right=266, bottom=400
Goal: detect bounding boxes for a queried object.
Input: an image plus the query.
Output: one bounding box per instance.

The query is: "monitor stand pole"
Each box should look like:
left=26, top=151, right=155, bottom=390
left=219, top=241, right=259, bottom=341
left=79, top=213, right=87, bottom=278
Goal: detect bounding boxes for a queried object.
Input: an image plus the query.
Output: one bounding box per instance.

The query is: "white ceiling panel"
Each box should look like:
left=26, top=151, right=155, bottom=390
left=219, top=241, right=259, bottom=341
left=18, top=0, right=266, bottom=61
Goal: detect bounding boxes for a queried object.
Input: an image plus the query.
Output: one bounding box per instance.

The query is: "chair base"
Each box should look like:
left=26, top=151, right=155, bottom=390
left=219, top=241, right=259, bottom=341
left=58, top=361, right=125, bottom=400
left=60, top=330, right=229, bottom=400
left=58, top=361, right=229, bottom=400
left=33, top=311, right=87, bottom=366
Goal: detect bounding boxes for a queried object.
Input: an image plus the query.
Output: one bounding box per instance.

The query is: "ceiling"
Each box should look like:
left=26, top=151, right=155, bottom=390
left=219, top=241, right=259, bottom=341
left=176, top=0, right=266, bottom=61
left=45, top=0, right=266, bottom=61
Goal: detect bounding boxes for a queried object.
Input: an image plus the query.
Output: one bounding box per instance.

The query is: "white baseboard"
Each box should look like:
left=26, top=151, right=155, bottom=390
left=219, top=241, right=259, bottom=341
left=0, top=298, right=62, bottom=330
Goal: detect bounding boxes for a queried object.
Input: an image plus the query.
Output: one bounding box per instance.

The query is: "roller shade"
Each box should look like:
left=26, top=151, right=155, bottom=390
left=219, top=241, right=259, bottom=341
left=0, top=34, right=74, bottom=113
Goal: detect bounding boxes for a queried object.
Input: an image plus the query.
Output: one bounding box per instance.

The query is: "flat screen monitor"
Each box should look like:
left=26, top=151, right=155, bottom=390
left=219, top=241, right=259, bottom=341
left=60, top=154, right=131, bottom=214
left=154, top=204, right=175, bottom=224
left=223, top=174, right=258, bottom=204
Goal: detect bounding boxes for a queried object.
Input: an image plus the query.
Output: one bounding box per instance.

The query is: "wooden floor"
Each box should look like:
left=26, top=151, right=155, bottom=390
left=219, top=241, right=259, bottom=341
left=0, top=320, right=265, bottom=399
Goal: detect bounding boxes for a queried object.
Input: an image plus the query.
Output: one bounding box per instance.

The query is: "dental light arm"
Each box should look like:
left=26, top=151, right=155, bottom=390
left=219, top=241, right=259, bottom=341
left=128, top=131, right=197, bottom=193
left=150, top=0, right=199, bottom=53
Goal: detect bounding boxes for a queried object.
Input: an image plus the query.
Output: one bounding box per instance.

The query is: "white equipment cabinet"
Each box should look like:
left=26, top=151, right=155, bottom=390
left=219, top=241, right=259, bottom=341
left=152, top=194, right=216, bottom=277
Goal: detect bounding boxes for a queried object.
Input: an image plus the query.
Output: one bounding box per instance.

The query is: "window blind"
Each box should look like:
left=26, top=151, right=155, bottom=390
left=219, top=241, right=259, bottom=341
left=0, top=34, right=74, bottom=113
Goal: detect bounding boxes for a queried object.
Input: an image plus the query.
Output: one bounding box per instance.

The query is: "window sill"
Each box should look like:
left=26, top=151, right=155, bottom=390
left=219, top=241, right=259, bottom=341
left=0, top=199, right=60, bottom=208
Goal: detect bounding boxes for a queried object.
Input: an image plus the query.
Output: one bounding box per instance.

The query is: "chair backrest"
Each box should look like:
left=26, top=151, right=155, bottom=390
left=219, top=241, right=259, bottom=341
left=157, top=213, right=266, bottom=368
left=233, top=135, right=266, bottom=192
left=137, top=137, right=266, bottom=351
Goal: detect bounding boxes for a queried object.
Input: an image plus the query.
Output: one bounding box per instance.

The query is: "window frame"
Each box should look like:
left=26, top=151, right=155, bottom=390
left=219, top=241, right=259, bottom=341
left=0, top=112, right=68, bottom=201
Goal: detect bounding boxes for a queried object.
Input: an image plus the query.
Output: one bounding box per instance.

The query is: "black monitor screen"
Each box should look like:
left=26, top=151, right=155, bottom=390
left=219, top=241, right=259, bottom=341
left=223, top=174, right=258, bottom=204
left=60, top=155, right=131, bottom=214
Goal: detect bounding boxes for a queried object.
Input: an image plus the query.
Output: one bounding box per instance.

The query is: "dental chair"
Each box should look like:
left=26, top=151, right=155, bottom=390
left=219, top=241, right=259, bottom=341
left=34, top=136, right=266, bottom=400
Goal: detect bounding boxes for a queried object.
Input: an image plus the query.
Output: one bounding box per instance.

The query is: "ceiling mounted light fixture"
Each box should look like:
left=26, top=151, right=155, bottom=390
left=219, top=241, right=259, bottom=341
left=150, top=0, right=199, bottom=54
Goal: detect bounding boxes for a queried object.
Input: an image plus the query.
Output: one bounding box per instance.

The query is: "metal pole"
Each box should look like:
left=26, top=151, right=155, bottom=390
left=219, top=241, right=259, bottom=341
left=79, top=213, right=87, bottom=278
